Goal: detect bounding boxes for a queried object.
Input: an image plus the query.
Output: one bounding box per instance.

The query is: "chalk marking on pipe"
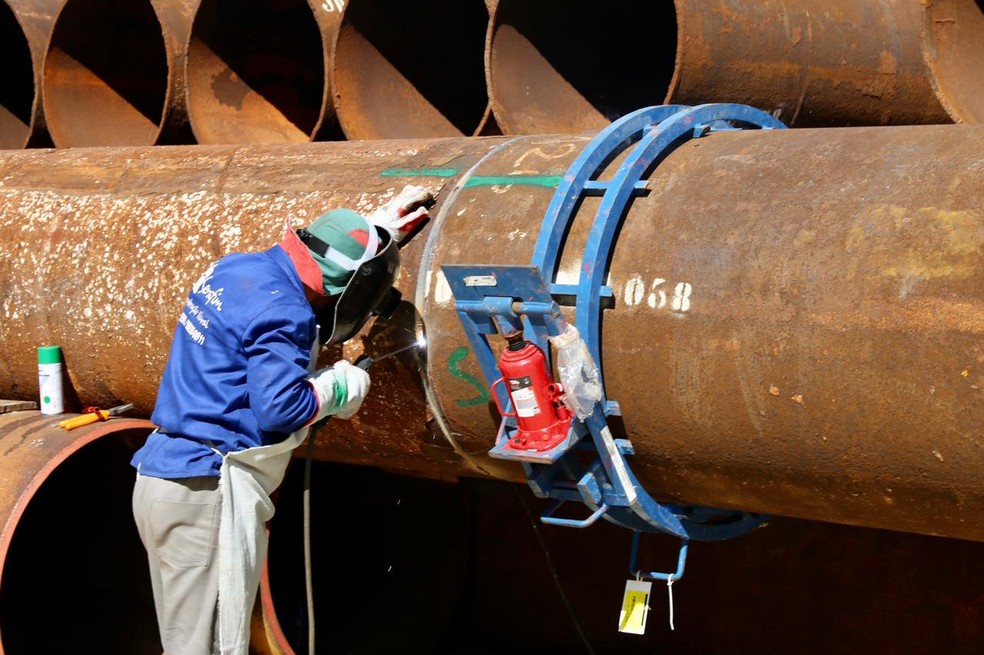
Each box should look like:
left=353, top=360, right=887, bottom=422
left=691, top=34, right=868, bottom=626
left=463, top=175, right=562, bottom=189
left=381, top=167, right=460, bottom=178
left=448, top=348, right=490, bottom=408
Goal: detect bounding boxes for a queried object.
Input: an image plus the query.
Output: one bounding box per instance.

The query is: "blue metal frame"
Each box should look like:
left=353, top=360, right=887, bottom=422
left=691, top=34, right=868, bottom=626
left=443, top=104, right=785, bottom=580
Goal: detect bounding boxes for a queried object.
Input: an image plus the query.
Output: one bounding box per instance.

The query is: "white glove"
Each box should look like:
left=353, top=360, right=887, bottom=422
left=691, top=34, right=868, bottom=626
left=307, top=359, right=371, bottom=423
left=367, top=184, right=433, bottom=244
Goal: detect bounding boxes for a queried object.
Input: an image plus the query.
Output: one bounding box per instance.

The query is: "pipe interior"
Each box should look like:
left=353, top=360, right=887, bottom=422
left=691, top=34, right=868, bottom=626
left=0, top=3, right=35, bottom=149
left=489, top=0, right=678, bottom=133
left=0, top=434, right=158, bottom=654
left=188, top=0, right=325, bottom=143
left=43, top=0, right=167, bottom=147
left=266, top=461, right=469, bottom=654
left=333, top=0, right=490, bottom=138
left=927, top=0, right=984, bottom=123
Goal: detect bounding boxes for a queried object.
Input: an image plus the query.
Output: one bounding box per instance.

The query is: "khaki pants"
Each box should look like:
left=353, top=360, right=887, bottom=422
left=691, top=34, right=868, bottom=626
left=133, top=473, right=222, bottom=655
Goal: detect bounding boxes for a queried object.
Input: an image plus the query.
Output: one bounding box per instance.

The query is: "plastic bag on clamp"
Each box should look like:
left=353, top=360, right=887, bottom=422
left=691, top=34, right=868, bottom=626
left=549, top=325, right=602, bottom=420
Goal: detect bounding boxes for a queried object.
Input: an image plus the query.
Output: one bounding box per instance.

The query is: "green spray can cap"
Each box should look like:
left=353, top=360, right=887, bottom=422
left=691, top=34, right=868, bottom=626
left=38, top=345, right=62, bottom=365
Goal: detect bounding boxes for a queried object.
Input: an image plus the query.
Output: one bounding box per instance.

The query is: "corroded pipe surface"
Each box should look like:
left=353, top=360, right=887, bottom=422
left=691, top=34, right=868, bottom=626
left=922, top=0, right=984, bottom=123
left=487, top=0, right=951, bottom=133
left=0, top=125, right=983, bottom=540
left=0, top=412, right=157, bottom=653
left=187, top=0, right=342, bottom=144
left=332, top=0, right=493, bottom=139
left=0, top=0, right=61, bottom=149
left=42, top=0, right=187, bottom=147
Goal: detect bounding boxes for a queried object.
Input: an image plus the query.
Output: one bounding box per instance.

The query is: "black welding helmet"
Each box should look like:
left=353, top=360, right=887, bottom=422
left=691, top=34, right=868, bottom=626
left=297, top=209, right=402, bottom=345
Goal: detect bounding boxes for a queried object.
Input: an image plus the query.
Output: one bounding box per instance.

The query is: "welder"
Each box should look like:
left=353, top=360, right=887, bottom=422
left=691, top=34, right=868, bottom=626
left=130, top=187, right=431, bottom=655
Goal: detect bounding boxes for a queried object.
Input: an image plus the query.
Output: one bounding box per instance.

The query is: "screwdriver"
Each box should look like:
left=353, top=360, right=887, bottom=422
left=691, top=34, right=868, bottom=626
left=58, top=403, right=134, bottom=430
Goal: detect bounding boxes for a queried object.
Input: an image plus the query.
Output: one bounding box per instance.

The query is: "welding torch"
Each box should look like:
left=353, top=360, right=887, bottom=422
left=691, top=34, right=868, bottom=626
left=353, top=336, right=426, bottom=370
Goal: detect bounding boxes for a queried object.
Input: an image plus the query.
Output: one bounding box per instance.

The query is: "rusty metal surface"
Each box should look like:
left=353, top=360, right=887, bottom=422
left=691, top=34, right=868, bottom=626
left=0, top=0, right=62, bottom=149
left=488, top=0, right=951, bottom=134
left=923, top=0, right=984, bottom=124
left=332, top=0, right=493, bottom=140
left=670, top=0, right=952, bottom=127
left=0, top=125, right=983, bottom=539
left=0, top=412, right=155, bottom=653
left=42, top=0, right=187, bottom=147
left=0, top=137, right=499, bottom=482
left=187, top=0, right=341, bottom=144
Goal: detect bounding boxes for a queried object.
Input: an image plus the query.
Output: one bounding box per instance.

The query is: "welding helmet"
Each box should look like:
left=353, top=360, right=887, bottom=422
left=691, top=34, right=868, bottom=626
left=298, top=209, right=402, bottom=345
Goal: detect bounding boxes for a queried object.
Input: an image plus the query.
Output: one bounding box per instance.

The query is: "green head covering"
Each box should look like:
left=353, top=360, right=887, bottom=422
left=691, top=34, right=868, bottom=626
left=305, top=209, right=374, bottom=295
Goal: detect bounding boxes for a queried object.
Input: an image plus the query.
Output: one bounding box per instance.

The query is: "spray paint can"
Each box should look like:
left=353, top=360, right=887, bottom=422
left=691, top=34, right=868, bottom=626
left=38, top=345, right=64, bottom=415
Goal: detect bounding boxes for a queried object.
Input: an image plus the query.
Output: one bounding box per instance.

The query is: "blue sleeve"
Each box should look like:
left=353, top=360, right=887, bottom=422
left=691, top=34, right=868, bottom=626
left=243, top=304, right=320, bottom=434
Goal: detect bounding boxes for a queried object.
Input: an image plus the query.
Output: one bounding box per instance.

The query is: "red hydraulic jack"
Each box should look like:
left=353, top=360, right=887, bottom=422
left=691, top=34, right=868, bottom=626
left=493, top=331, right=572, bottom=453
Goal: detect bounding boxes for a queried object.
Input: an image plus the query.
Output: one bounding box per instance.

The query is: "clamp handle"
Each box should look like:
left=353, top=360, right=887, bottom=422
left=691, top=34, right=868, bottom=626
left=490, top=378, right=516, bottom=418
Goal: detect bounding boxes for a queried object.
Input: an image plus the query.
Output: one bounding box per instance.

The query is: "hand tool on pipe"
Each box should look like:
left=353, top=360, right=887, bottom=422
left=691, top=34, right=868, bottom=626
left=58, top=403, right=134, bottom=431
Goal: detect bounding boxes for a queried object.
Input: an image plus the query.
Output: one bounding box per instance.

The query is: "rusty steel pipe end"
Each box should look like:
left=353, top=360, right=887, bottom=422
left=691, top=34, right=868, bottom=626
left=0, top=0, right=62, bottom=150
left=0, top=412, right=157, bottom=653
left=187, top=0, right=341, bottom=145
left=331, top=0, right=493, bottom=140
left=0, top=2, right=36, bottom=149
left=42, top=0, right=175, bottom=147
left=486, top=0, right=679, bottom=135
left=923, top=0, right=984, bottom=124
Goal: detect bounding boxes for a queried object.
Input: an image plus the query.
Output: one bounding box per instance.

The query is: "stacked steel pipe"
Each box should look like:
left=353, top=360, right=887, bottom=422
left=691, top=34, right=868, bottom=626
left=3, top=0, right=984, bottom=149
left=0, top=0, right=62, bottom=149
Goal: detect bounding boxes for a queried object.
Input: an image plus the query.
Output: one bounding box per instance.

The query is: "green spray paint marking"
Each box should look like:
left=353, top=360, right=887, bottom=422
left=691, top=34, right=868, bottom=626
left=381, top=167, right=459, bottom=178
left=380, top=169, right=562, bottom=189
left=463, top=175, right=562, bottom=188
left=448, top=347, right=489, bottom=408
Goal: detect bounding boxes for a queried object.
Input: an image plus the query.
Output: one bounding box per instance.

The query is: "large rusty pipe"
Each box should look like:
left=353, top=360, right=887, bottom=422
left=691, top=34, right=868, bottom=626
left=0, top=0, right=61, bottom=149
left=486, top=0, right=954, bottom=134
left=0, top=412, right=157, bottom=653
left=0, top=123, right=983, bottom=541
left=331, top=0, right=494, bottom=139
left=187, top=0, right=342, bottom=144
left=42, top=0, right=194, bottom=147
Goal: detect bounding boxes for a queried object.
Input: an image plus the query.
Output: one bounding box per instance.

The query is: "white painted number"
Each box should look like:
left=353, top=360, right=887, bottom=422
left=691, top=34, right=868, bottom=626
left=672, top=282, right=692, bottom=312
left=622, top=276, right=693, bottom=313
left=624, top=275, right=646, bottom=306
left=648, top=278, right=666, bottom=309
left=322, top=0, right=344, bottom=12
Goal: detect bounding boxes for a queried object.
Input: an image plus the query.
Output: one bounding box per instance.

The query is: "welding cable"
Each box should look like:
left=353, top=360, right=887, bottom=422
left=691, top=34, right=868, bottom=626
left=512, top=484, right=598, bottom=655
left=304, top=432, right=317, bottom=655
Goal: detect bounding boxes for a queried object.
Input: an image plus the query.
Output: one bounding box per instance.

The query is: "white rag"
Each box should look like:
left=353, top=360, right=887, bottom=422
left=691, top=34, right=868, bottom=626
left=213, top=339, right=319, bottom=654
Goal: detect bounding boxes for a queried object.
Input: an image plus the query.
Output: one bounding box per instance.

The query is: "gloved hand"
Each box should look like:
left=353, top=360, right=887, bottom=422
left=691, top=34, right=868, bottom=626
left=307, top=359, right=371, bottom=423
left=367, top=184, right=434, bottom=244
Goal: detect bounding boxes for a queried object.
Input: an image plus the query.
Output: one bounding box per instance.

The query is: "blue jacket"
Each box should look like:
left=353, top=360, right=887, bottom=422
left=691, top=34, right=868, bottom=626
left=132, top=245, right=320, bottom=478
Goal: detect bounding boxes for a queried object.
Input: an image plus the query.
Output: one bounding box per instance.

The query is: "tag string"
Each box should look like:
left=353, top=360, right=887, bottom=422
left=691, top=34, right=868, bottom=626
left=667, top=575, right=675, bottom=631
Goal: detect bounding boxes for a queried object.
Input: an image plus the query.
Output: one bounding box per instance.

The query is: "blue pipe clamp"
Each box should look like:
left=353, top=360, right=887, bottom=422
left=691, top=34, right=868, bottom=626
left=443, top=104, right=784, bottom=580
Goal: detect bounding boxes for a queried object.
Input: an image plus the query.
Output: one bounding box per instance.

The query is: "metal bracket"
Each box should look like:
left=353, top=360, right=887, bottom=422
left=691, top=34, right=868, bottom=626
left=444, top=104, right=785, bottom=579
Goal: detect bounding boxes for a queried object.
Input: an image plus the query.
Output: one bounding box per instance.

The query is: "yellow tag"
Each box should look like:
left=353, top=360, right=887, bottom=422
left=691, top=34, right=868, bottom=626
left=618, top=580, right=652, bottom=635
